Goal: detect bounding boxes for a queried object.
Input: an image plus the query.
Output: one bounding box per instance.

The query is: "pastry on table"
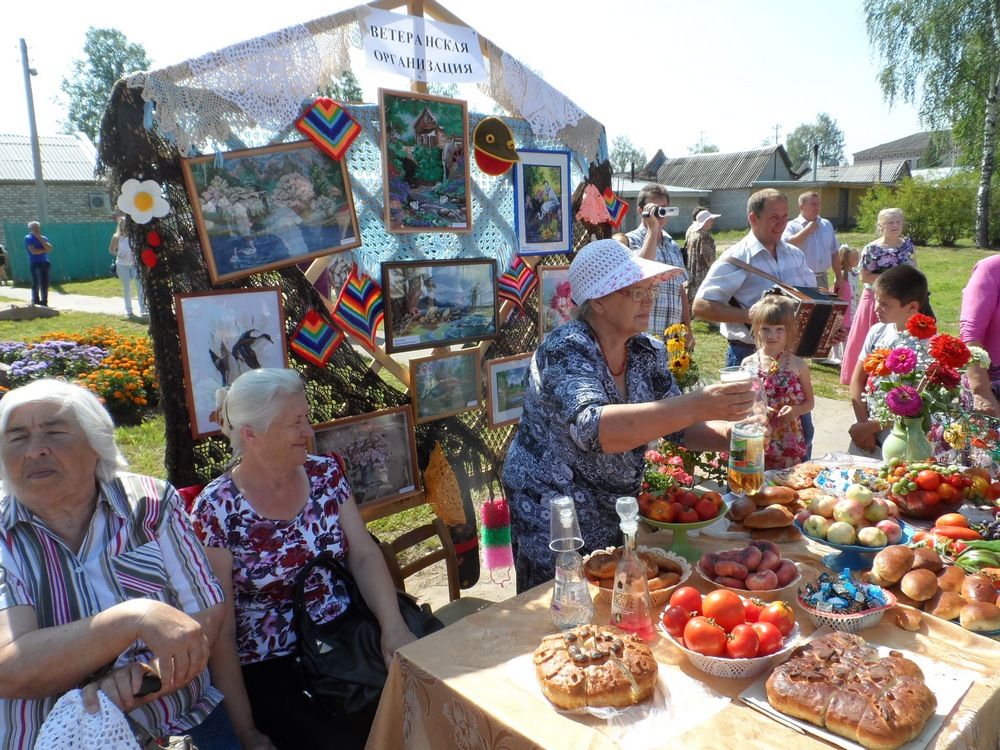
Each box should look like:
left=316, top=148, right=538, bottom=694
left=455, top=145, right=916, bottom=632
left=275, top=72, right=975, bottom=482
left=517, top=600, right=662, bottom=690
left=771, top=462, right=826, bottom=490
left=766, top=632, right=936, bottom=750
left=533, top=625, right=658, bottom=709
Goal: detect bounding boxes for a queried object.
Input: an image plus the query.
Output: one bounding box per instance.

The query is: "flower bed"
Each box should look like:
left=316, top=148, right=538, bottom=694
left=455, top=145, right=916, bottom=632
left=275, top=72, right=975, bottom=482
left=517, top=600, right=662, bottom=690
left=0, top=326, right=158, bottom=425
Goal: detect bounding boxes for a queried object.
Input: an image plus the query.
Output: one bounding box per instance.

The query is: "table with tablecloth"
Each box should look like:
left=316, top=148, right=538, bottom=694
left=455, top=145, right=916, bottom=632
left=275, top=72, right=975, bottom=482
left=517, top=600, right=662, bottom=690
left=366, top=525, right=1000, bottom=750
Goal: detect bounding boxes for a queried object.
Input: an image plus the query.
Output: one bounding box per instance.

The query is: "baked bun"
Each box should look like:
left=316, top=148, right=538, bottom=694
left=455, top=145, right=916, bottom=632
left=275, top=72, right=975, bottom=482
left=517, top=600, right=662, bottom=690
left=899, top=569, right=938, bottom=602
left=962, top=574, right=998, bottom=603
left=959, top=601, right=1000, bottom=632
left=873, top=546, right=915, bottom=586
left=584, top=552, right=617, bottom=580
left=910, top=547, right=943, bottom=572
left=727, top=495, right=756, bottom=521
left=743, top=504, right=794, bottom=529
left=924, top=590, right=965, bottom=620
left=749, top=485, right=799, bottom=506
left=533, top=625, right=657, bottom=709
left=936, top=565, right=966, bottom=594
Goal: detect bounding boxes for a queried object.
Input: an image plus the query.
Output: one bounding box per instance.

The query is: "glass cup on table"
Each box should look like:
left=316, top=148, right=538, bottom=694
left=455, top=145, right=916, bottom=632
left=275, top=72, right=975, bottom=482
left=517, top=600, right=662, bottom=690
left=720, top=365, right=767, bottom=497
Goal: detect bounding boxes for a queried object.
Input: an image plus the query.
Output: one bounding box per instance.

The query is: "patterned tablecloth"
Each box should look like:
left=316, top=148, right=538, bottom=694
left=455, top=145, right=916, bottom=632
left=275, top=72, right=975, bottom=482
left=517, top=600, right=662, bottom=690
left=366, top=529, right=1000, bottom=750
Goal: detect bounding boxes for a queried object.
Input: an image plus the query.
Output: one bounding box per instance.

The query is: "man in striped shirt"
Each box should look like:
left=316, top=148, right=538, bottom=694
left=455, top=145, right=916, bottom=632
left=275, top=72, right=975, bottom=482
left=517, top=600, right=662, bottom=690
left=0, top=380, right=236, bottom=749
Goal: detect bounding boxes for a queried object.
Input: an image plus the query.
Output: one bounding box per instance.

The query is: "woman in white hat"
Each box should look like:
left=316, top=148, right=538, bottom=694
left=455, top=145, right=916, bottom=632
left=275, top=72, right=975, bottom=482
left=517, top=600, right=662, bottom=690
left=685, top=208, right=721, bottom=305
left=501, top=239, right=754, bottom=591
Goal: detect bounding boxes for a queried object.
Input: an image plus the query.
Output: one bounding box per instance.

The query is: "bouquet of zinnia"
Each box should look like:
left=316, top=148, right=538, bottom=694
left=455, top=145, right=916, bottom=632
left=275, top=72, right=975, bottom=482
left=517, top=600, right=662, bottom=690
left=863, top=313, right=989, bottom=425
left=662, top=323, right=700, bottom=390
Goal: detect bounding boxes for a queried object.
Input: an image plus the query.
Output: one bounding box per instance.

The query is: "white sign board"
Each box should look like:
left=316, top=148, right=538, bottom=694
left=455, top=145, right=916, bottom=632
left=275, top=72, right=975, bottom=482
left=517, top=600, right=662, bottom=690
left=361, top=8, right=487, bottom=84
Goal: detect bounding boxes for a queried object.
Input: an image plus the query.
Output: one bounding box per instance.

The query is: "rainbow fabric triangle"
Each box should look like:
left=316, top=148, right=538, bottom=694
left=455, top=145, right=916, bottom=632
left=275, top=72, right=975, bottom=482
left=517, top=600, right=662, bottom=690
left=290, top=309, right=344, bottom=367
left=333, top=265, right=385, bottom=349
left=497, top=256, right=537, bottom=313
left=295, top=97, right=361, bottom=161
left=603, top=187, right=629, bottom=229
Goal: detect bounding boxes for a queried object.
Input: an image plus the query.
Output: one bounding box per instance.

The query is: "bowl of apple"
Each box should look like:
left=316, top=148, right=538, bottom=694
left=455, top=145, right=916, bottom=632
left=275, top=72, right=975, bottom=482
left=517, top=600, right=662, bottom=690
left=638, top=488, right=728, bottom=562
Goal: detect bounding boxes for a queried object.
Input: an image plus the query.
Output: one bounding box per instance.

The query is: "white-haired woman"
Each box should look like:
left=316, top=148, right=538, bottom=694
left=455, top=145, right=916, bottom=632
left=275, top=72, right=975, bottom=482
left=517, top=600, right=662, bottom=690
left=191, top=368, right=414, bottom=750
left=0, top=379, right=237, bottom=749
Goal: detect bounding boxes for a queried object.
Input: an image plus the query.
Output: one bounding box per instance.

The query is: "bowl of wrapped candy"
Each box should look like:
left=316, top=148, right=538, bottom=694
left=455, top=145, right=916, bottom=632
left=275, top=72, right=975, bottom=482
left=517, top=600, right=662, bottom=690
left=797, top=570, right=896, bottom=634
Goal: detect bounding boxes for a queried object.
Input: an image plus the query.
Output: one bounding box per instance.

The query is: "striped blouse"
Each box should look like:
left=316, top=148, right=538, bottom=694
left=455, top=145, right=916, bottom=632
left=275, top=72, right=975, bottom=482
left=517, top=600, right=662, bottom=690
left=0, top=473, right=224, bottom=749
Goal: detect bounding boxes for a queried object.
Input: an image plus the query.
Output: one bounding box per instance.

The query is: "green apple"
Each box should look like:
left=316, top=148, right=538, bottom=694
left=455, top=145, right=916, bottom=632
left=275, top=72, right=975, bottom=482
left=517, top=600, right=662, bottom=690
left=845, top=483, right=874, bottom=507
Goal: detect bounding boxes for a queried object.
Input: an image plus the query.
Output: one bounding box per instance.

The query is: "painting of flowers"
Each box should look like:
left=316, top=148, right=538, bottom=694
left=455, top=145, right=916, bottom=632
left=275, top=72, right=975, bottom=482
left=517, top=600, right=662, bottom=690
left=379, top=89, right=471, bottom=233
left=537, top=265, right=575, bottom=340
left=181, top=140, right=361, bottom=284
left=513, top=149, right=572, bottom=255
left=312, top=405, right=420, bottom=516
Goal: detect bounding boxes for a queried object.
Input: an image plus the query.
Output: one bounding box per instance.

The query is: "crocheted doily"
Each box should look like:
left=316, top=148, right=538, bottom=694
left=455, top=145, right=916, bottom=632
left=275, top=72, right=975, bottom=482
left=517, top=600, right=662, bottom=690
left=35, top=689, right=140, bottom=750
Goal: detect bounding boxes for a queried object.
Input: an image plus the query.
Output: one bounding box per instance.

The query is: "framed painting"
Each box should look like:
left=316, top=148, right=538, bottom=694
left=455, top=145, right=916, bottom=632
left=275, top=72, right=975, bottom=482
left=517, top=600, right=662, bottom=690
left=486, top=352, right=532, bottom=428
left=537, top=264, right=576, bottom=340
left=409, top=349, right=480, bottom=424
left=513, top=149, right=572, bottom=255
left=175, top=287, right=288, bottom=438
left=312, top=405, right=421, bottom=517
left=382, top=258, right=497, bottom=353
left=379, top=88, right=471, bottom=233
left=180, top=140, right=361, bottom=284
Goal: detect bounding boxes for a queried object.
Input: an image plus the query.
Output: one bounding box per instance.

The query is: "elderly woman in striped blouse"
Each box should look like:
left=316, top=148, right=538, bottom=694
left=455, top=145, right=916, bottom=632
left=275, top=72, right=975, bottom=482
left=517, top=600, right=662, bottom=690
left=0, top=379, right=238, bottom=749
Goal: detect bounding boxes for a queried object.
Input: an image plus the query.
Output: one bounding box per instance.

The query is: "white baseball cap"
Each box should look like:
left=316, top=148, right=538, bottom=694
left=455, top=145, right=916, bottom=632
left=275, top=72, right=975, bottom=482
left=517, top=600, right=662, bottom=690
left=568, top=238, right=682, bottom=305
left=692, top=209, right=721, bottom=231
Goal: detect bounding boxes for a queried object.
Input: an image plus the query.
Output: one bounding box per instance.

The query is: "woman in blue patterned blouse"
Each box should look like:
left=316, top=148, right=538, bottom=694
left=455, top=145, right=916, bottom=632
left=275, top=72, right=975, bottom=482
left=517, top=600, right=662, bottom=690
left=502, top=239, right=755, bottom=592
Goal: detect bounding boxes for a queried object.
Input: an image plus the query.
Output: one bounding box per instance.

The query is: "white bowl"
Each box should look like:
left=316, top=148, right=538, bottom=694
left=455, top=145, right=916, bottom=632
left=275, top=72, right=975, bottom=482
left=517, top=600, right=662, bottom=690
left=661, top=621, right=801, bottom=679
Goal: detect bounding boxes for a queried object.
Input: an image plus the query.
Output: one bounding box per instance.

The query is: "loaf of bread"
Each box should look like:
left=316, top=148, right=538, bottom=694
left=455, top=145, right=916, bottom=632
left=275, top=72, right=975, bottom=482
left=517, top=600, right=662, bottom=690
left=743, top=503, right=794, bottom=529
left=533, top=625, right=658, bottom=709
left=766, top=632, right=937, bottom=750
left=748, top=485, right=799, bottom=506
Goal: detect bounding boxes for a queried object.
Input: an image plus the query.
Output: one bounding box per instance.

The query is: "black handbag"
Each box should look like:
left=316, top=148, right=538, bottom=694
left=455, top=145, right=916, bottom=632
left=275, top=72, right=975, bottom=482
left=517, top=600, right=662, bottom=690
left=291, top=552, right=443, bottom=718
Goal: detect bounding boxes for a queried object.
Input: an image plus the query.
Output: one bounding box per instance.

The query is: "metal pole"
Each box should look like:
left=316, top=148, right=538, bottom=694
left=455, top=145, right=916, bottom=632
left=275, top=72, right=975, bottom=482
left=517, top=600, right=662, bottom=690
left=20, top=38, right=48, bottom=223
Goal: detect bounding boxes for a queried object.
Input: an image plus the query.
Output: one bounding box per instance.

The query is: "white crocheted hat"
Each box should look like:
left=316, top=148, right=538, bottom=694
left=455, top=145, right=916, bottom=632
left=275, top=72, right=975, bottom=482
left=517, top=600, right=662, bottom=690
left=568, top=238, right=681, bottom=304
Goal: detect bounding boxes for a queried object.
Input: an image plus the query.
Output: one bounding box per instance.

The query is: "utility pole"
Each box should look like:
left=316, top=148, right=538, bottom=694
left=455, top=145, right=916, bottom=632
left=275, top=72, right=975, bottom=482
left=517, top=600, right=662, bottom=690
left=773, top=123, right=782, bottom=146
left=20, top=38, right=48, bottom=223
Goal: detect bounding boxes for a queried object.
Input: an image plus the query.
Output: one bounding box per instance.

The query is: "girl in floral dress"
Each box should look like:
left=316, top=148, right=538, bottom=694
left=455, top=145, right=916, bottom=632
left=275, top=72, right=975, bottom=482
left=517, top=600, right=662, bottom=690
left=840, top=207, right=916, bottom=384
left=742, top=295, right=815, bottom=469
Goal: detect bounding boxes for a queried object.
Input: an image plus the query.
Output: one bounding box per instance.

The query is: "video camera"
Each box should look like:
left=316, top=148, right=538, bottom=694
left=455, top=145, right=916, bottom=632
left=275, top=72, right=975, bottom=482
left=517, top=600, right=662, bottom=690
left=641, top=205, right=679, bottom=218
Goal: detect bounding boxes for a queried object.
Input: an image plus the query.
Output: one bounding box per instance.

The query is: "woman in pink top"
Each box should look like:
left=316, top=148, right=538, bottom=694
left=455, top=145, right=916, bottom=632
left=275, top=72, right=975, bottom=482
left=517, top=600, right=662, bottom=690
left=960, top=254, right=1000, bottom=417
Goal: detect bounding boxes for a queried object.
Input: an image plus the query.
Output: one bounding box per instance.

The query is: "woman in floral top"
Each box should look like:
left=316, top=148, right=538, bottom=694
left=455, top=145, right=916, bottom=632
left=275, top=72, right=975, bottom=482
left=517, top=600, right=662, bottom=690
left=502, top=239, right=755, bottom=591
left=192, top=369, right=414, bottom=750
left=840, top=207, right=917, bottom=384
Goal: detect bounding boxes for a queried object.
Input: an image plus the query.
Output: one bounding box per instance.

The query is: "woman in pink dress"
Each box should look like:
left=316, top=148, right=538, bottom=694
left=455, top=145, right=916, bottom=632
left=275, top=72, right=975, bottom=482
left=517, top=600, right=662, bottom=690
left=839, top=208, right=916, bottom=384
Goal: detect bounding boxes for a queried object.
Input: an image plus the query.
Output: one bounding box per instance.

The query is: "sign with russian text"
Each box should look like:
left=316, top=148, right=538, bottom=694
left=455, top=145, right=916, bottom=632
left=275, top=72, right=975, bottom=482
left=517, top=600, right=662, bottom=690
left=361, top=9, right=486, bottom=83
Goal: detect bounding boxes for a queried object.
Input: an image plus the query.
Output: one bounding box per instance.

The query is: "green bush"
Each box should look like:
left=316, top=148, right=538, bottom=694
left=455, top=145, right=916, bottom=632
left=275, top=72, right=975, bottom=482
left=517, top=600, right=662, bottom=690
left=856, top=173, right=976, bottom=246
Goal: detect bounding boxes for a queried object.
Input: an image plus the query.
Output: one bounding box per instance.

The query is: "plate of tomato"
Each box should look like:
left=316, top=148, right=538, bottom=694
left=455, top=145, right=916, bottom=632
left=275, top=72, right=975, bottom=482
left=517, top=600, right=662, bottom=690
left=638, top=489, right=728, bottom=561
left=659, top=587, right=800, bottom=679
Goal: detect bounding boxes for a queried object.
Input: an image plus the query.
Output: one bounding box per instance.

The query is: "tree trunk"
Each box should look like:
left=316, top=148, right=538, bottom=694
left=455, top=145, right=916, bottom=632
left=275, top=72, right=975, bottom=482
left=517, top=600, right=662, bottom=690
left=976, top=71, right=1000, bottom=248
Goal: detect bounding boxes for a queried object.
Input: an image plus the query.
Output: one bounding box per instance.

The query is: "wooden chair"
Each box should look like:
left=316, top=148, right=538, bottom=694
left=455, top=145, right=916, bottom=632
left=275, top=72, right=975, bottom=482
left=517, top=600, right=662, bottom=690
left=378, top=517, right=492, bottom=626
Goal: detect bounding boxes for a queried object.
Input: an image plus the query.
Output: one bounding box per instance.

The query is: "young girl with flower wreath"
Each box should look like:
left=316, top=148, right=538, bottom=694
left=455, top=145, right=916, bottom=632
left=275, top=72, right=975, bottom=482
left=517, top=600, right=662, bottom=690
left=848, top=265, right=930, bottom=456
left=741, top=294, right=815, bottom=469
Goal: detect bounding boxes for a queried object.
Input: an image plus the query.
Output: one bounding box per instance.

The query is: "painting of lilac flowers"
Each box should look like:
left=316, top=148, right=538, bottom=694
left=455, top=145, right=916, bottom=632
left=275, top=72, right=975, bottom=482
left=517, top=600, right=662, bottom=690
left=181, top=140, right=361, bottom=284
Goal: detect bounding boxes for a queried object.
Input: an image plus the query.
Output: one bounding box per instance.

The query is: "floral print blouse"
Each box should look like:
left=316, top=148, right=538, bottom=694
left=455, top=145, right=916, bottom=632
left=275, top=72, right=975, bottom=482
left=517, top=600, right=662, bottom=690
left=191, top=455, right=353, bottom=664
left=501, top=320, right=683, bottom=590
left=860, top=237, right=915, bottom=277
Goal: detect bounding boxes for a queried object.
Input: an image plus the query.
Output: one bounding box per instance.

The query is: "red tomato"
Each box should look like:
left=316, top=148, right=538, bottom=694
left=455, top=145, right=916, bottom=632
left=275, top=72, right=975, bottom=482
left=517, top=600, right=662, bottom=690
left=893, top=466, right=908, bottom=478
left=648, top=501, right=675, bottom=523
left=669, top=586, right=703, bottom=615
left=683, top=616, right=727, bottom=656
left=678, top=508, right=700, bottom=523
left=911, top=530, right=933, bottom=544
left=726, top=623, right=760, bottom=659
left=694, top=497, right=719, bottom=521
left=678, top=490, right=700, bottom=508
left=638, top=495, right=652, bottom=517
left=752, top=621, right=784, bottom=656
left=742, top=597, right=765, bottom=623
left=936, top=482, right=958, bottom=503
left=916, top=470, right=941, bottom=491
left=702, top=590, right=746, bottom=632
left=935, top=513, right=969, bottom=529
left=701, top=490, right=723, bottom=511
left=988, top=482, right=1000, bottom=502
left=758, top=601, right=795, bottom=637
left=669, top=502, right=685, bottom=519
left=922, top=490, right=941, bottom=506
left=661, top=605, right=691, bottom=638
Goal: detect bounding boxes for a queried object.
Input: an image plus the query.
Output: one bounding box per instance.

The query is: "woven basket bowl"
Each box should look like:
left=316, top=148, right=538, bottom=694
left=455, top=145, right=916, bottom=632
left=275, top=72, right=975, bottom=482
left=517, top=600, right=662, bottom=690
left=662, top=622, right=801, bottom=679
left=584, top=546, right=692, bottom=607
left=796, top=589, right=897, bottom=634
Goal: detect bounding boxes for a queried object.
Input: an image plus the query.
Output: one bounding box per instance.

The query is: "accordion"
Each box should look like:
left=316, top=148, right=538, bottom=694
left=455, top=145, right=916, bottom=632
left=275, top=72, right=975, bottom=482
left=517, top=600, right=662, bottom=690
left=725, top=258, right=848, bottom=358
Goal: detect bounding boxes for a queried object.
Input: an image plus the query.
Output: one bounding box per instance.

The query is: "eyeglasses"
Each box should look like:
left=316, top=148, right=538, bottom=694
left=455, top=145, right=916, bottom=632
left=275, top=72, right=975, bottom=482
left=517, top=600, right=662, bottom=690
left=616, top=286, right=657, bottom=302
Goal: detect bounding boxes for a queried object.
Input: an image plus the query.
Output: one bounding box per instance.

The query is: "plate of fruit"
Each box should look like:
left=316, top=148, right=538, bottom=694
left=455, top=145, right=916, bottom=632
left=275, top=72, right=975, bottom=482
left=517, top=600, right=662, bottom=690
left=660, top=586, right=800, bottom=679
left=878, top=459, right=972, bottom=519
left=696, top=541, right=801, bottom=601
left=638, top=488, right=727, bottom=562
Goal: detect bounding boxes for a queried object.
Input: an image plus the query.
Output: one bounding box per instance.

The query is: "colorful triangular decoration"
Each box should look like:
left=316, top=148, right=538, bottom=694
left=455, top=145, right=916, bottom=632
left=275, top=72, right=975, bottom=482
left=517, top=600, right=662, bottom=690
left=290, top=309, right=344, bottom=367
left=332, top=265, right=385, bottom=349
left=603, top=187, right=629, bottom=229
left=576, top=184, right=612, bottom=225
left=295, top=97, right=362, bottom=161
left=497, top=256, right=537, bottom=313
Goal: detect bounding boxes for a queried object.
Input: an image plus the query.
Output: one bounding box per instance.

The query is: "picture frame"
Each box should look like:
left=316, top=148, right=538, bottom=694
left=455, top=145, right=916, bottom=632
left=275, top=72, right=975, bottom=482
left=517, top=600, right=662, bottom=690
left=513, top=149, right=572, bottom=255
left=409, top=349, right=481, bottom=424
left=175, top=287, right=288, bottom=438
left=379, top=88, right=471, bottom=233
left=180, top=140, right=362, bottom=284
left=486, top=352, right=533, bottom=428
left=311, top=405, right=421, bottom=518
left=382, top=258, right=498, bottom=353
left=537, top=264, right=576, bottom=340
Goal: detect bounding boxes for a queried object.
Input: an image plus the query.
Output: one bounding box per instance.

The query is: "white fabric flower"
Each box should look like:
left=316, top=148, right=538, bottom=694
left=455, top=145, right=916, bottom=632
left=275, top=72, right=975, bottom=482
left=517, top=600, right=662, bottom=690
left=117, top=179, right=170, bottom=224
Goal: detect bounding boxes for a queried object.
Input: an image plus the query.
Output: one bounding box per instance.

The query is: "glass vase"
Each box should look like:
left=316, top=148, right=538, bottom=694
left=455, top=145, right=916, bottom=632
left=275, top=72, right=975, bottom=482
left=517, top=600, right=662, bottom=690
left=882, top=417, right=933, bottom=463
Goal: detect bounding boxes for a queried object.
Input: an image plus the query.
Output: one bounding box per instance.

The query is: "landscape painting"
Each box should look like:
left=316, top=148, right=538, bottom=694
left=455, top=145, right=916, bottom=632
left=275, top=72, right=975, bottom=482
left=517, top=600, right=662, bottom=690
left=379, top=89, right=471, bottom=233
left=181, top=140, right=361, bottom=284
left=487, top=353, right=532, bottom=428
left=410, top=349, right=480, bottom=424
left=382, top=258, right=497, bottom=353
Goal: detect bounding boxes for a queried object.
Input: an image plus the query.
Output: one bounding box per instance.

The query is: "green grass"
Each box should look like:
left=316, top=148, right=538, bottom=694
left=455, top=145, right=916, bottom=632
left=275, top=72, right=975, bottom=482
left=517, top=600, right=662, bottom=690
left=0, top=310, right=147, bottom=340
left=8, top=277, right=123, bottom=298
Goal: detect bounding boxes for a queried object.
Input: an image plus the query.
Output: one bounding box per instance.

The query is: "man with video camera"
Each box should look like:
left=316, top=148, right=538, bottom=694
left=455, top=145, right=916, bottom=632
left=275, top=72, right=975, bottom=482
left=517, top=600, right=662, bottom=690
left=625, top=183, right=692, bottom=345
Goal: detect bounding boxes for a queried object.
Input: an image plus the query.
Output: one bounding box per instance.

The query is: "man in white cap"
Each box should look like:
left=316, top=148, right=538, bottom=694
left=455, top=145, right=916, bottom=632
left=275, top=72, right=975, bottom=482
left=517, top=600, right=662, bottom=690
left=783, top=191, right=843, bottom=293
left=685, top=207, right=721, bottom=306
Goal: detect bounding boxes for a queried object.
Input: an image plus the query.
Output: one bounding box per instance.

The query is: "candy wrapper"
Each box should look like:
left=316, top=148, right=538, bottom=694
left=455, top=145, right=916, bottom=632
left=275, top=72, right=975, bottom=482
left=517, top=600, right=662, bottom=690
left=801, top=569, right=887, bottom=614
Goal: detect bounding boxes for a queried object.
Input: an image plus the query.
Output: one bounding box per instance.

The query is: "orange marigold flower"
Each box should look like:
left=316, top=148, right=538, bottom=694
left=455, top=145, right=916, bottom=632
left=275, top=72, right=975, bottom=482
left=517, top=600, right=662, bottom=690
left=113, top=390, right=123, bottom=399
left=863, top=348, right=892, bottom=377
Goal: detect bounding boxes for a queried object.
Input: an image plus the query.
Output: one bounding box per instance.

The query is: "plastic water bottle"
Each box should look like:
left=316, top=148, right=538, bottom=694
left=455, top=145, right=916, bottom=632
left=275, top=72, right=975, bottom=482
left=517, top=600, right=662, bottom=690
left=609, top=497, right=654, bottom=639
left=549, top=497, right=594, bottom=629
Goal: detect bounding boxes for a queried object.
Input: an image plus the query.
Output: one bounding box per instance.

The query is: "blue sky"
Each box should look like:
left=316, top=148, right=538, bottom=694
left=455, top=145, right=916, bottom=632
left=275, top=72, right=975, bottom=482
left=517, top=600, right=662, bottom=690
left=2, top=0, right=924, bottom=161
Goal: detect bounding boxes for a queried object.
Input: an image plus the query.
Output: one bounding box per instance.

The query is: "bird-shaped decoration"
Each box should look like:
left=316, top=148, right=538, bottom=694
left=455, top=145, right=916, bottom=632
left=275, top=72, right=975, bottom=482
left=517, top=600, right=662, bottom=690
left=473, top=117, right=519, bottom=176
